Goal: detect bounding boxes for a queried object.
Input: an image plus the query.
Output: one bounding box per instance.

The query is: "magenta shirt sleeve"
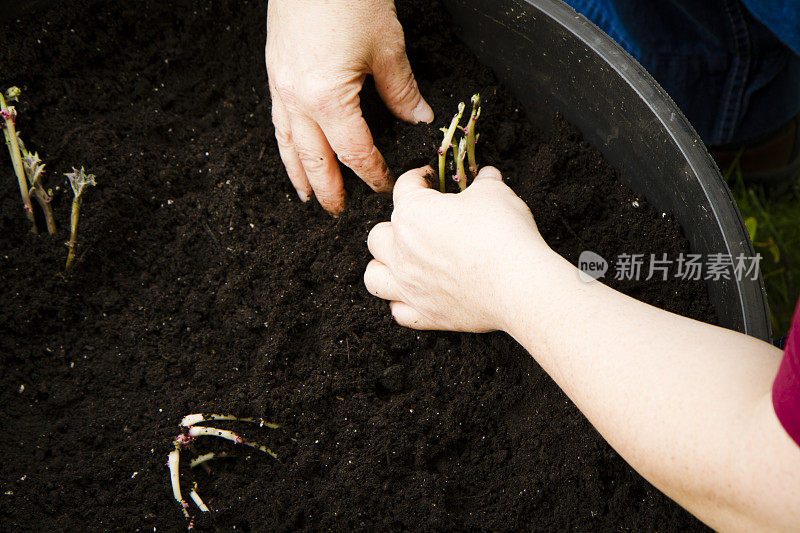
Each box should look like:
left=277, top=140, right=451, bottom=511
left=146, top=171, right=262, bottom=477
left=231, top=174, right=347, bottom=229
left=773, top=300, right=800, bottom=447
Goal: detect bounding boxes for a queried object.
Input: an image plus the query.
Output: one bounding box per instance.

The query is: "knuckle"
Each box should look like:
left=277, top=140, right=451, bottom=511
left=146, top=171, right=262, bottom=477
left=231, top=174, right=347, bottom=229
left=367, top=223, right=380, bottom=242
left=272, top=124, right=293, bottom=147
left=366, top=225, right=382, bottom=248
left=271, top=79, right=296, bottom=107
left=363, top=266, right=376, bottom=289
left=338, top=145, right=376, bottom=170
left=391, top=73, right=419, bottom=103
left=301, top=80, right=341, bottom=115
left=308, top=92, right=339, bottom=116
left=378, top=37, right=408, bottom=65
left=265, top=46, right=276, bottom=70
left=296, top=150, right=328, bottom=174
left=366, top=229, right=378, bottom=252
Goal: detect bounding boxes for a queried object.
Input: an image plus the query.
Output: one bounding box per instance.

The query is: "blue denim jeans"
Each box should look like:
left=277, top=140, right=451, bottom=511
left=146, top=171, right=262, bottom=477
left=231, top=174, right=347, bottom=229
left=564, top=0, right=800, bottom=146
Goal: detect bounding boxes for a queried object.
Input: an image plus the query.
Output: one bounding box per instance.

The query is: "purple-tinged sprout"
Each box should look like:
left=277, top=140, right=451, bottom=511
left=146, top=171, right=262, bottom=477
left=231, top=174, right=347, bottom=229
left=1, top=87, right=35, bottom=231
left=174, top=433, right=194, bottom=448
left=455, top=137, right=468, bottom=191
left=438, top=102, right=465, bottom=192
left=5, top=86, right=21, bottom=102
left=465, top=94, right=481, bottom=178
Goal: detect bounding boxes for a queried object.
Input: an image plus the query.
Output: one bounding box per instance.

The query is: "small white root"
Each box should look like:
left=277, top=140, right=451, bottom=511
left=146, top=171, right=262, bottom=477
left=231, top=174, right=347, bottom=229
left=181, top=413, right=280, bottom=429
left=168, top=414, right=279, bottom=528
left=187, top=426, right=278, bottom=459
left=167, top=449, right=190, bottom=520
left=189, top=483, right=211, bottom=513
left=190, top=452, right=222, bottom=468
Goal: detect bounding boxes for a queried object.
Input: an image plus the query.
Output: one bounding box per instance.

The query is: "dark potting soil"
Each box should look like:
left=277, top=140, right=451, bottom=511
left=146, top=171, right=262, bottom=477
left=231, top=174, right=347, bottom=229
left=0, top=0, right=716, bottom=530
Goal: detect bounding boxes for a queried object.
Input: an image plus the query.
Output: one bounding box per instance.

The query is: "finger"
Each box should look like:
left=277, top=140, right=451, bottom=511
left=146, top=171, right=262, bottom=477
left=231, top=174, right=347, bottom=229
left=364, top=260, right=403, bottom=301
left=270, top=91, right=312, bottom=202
left=372, top=45, right=434, bottom=124
left=390, top=301, right=438, bottom=330
left=392, top=165, right=435, bottom=204
left=289, top=112, right=347, bottom=215
left=366, top=221, right=394, bottom=262
left=472, top=165, right=503, bottom=183
left=315, top=96, right=394, bottom=194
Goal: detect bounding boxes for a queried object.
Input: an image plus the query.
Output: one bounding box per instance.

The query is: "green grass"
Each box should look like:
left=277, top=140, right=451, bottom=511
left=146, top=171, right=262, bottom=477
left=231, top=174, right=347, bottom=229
left=724, top=161, right=800, bottom=336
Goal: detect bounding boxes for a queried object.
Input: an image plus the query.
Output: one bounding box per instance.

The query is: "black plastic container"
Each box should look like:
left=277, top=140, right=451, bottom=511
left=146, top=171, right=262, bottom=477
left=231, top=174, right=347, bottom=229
left=443, top=0, right=772, bottom=340
left=3, top=0, right=772, bottom=340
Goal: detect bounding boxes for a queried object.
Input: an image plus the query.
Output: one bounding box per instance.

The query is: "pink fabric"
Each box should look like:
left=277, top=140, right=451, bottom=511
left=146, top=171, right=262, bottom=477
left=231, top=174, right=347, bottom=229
left=773, top=300, right=800, bottom=447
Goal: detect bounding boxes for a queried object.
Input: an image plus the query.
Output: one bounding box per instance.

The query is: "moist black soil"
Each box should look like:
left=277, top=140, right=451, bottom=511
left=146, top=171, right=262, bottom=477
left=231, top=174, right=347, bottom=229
left=1, top=0, right=715, bottom=530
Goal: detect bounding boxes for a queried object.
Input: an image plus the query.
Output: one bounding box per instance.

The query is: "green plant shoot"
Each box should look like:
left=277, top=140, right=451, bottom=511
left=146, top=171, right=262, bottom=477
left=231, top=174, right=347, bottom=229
left=455, top=137, right=468, bottom=191
left=437, top=94, right=482, bottom=192
left=438, top=102, right=465, bottom=192
left=1, top=86, right=36, bottom=231
left=1, top=86, right=56, bottom=234
left=465, top=93, right=481, bottom=177
left=65, top=167, right=96, bottom=270
left=18, top=137, right=56, bottom=234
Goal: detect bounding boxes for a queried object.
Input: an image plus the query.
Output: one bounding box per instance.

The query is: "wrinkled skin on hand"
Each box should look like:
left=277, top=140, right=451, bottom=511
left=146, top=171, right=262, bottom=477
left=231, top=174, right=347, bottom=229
left=266, top=0, right=434, bottom=215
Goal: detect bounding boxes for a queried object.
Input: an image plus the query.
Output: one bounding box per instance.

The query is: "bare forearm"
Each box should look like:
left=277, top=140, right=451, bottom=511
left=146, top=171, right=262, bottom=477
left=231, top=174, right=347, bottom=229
left=363, top=167, right=800, bottom=530
left=499, top=247, right=800, bottom=531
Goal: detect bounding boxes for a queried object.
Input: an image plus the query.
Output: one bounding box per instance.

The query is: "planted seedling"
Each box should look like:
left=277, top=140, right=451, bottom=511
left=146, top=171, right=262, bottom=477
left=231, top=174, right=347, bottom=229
left=455, top=137, right=468, bottom=191
left=436, top=93, right=482, bottom=192
left=438, top=102, right=465, bottom=193
left=65, top=167, right=96, bottom=270
left=4, top=85, right=99, bottom=271
left=465, top=93, right=481, bottom=178
left=1, top=86, right=56, bottom=233
left=19, top=137, right=57, bottom=233
left=167, top=413, right=279, bottom=529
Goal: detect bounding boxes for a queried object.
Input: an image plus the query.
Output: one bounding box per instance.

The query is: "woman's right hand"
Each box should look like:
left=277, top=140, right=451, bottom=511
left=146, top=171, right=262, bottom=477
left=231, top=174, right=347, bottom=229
left=364, top=166, right=552, bottom=332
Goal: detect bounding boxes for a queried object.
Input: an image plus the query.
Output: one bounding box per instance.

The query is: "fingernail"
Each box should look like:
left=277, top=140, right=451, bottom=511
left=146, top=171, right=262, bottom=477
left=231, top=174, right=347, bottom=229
left=412, top=99, right=434, bottom=124
left=296, top=189, right=309, bottom=202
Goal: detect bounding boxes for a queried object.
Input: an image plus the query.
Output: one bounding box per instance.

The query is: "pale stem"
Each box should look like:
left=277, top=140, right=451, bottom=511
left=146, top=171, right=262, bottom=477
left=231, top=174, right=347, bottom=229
left=1, top=92, right=36, bottom=231
left=65, top=167, right=97, bottom=269
left=65, top=197, right=82, bottom=270
left=181, top=413, right=280, bottom=429
left=465, top=93, right=481, bottom=177
left=31, top=188, right=56, bottom=234
left=455, top=137, right=468, bottom=191
left=438, top=102, right=465, bottom=193
left=18, top=139, right=56, bottom=234
left=186, top=426, right=278, bottom=459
